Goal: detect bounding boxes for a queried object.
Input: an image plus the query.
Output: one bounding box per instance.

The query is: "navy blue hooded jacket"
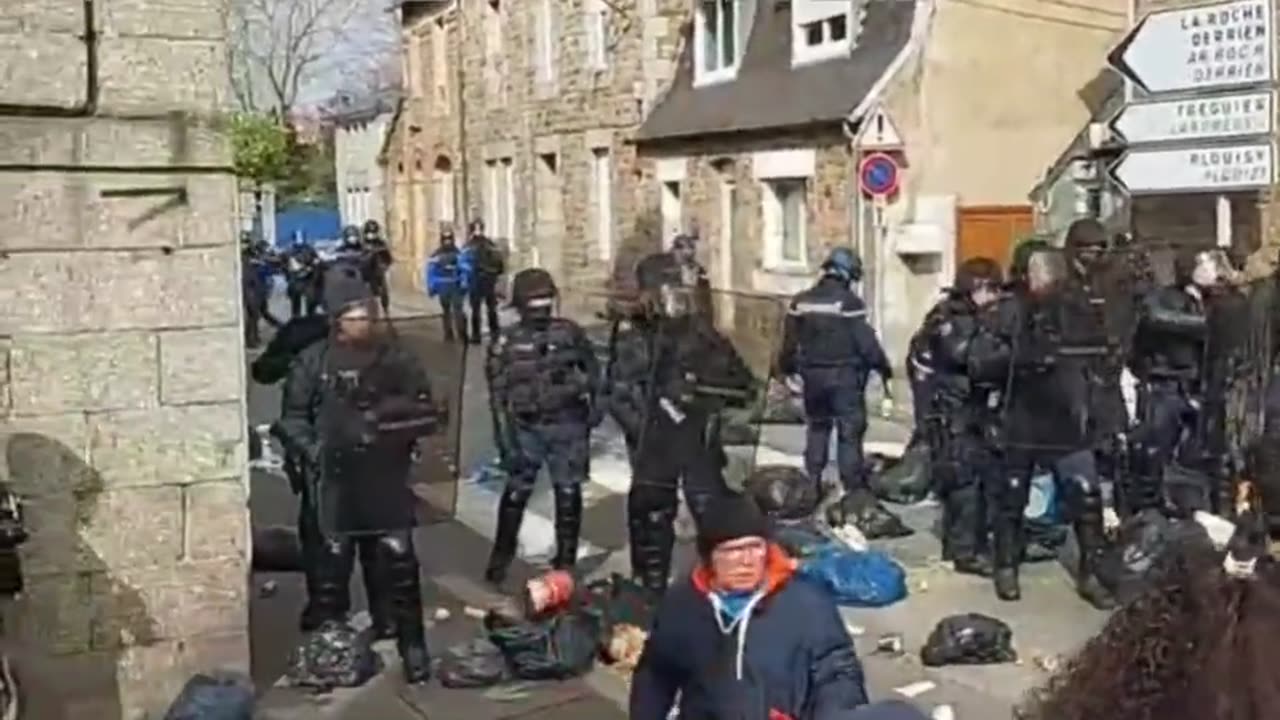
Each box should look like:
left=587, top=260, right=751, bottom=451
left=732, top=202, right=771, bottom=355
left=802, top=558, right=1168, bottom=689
left=629, top=545, right=868, bottom=720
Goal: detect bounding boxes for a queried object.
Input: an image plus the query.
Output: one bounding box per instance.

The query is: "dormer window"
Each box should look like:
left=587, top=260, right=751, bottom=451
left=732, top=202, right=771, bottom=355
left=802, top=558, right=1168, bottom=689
left=792, top=0, right=854, bottom=66
left=695, top=0, right=742, bottom=86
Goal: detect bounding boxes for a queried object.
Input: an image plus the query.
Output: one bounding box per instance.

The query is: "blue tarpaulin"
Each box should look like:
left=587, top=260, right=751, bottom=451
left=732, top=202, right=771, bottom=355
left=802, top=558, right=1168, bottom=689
left=274, top=206, right=341, bottom=248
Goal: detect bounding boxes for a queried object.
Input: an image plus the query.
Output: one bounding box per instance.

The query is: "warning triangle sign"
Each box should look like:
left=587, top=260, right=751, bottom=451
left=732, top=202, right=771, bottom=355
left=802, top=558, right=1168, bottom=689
left=858, top=107, right=903, bottom=150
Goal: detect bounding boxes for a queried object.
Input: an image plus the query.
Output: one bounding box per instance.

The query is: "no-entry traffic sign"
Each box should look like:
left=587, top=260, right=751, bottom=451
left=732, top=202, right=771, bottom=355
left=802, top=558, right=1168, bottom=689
left=859, top=152, right=900, bottom=197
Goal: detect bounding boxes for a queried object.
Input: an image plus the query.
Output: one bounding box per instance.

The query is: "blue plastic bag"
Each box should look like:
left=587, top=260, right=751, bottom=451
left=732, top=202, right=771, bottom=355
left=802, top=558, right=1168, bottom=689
left=797, top=546, right=908, bottom=607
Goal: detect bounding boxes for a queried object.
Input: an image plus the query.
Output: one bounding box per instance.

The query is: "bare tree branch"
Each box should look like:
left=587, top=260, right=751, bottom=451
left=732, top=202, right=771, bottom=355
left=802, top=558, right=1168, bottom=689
left=227, top=0, right=401, bottom=117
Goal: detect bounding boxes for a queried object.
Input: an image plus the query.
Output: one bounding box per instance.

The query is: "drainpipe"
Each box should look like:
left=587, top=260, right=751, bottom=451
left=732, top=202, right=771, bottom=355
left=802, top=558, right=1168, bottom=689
left=0, top=0, right=99, bottom=117
left=454, top=2, right=470, bottom=225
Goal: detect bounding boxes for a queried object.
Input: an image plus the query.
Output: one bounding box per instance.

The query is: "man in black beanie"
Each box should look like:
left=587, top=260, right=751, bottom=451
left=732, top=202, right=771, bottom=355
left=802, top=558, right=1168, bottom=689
left=630, top=494, right=868, bottom=720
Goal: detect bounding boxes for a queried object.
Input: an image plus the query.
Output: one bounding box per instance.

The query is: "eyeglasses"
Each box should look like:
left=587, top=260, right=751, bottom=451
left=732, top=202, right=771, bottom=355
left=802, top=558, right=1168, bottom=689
left=712, top=540, right=768, bottom=561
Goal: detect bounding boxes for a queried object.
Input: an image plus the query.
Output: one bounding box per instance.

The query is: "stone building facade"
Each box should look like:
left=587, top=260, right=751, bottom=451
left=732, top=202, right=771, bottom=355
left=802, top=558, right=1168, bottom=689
left=333, top=97, right=396, bottom=232
left=384, top=0, right=687, bottom=297
left=0, top=1, right=250, bottom=717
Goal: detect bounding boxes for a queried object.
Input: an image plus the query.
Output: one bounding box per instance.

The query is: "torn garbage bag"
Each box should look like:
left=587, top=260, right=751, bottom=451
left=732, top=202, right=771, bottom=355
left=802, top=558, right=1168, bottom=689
left=744, top=465, right=820, bottom=521
left=797, top=546, right=908, bottom=608
left=826, top=491, right=913, bottom=539
left=868, top=446, right=932, bottom=505
left=439, top=639, right=507, bottom=689
left=162, top=673, right=255, bottom=720
left=920, top=613, right=1017, bottom=666
left=1095, top=511, right=1210, bottom=603
left=484, top=610, right=601, bottom=681
left=285, top=620, right=382, bottom=690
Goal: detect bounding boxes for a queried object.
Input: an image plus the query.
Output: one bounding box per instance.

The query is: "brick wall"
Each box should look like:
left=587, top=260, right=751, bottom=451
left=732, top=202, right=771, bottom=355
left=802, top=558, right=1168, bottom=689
left=0, top=2, right=249, bottom=717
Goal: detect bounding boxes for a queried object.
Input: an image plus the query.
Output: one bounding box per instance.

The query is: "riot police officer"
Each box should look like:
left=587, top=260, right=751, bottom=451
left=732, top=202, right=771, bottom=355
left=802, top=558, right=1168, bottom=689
left=463, top=219, right=506, bottom=343
left=969, top=246, right=1114, bottom=608
left=425, top=223, right=470, bottom=343
left=242, top=231, right=281, bottom=348
left=1062, top=219, right=1142, bottom=502
left=484, top=269, right=602, bottom=584
left=284, top=238, right=321, bottom=319
left=275, top=265, right=439, bottom=682
left=617, top=252, right=758, bottom=593
left=363, top=219, right=393, bottom=312
left=778, top=247, right=892, bottom=505
left=914, top=258, right=1004, bottom=576
left=1126, top=248, right=1215, bottom=517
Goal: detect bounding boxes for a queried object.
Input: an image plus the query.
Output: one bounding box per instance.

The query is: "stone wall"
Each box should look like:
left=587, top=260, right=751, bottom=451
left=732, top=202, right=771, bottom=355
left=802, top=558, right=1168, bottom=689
left=336, top=113, right=392, bottom=230
left=0, top=1, right=250, bottom=717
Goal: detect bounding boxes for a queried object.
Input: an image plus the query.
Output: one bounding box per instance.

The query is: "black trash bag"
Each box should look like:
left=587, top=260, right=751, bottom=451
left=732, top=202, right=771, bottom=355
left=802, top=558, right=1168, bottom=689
left=439, top=639, right=507, bottom=689
left=744, top=465, right=819, bottom=521
left=920, top=613, right=1017, bottom=667
left=285, top=619, right=382, bottom=690
left=1023, top=519, right=1068, bottom=563
left=825, top=492, right=914, bottom=539
left=773, top=521, right=835, bottom=558
left=1162, top=463, right=1214, bottom=517
left=869, top=446, right=932, bottom=505
left=582, top=573, right=660, bottom=631
left=485, top=610, right=601, bottom=681
left=752, top=379, right=806, bottom=425
left=1095, top=512, right=1210, bottom=603
left=163, top=672, right=255, bottom=720
left=252, top=525, right=304, bottom=572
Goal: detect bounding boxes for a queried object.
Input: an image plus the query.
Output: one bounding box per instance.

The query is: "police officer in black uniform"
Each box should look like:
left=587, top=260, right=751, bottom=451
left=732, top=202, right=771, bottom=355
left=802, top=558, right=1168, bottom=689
left=778, top=247, right=892, bottom=507
left=242, top=231, right=281, bottom=348
left=969, top=246, right=1115, bottom=608
left=1125, top=248, right=1215, bottom=518
left=465, top=219, right=506, bottom=343
left=253, top=306, right=334, bottom=632
left=284, top=238, right=322, bottom=319
left=1062, top=219, right=1143, bottom=504
left=484, top=269, right=602, bottom=584
left=913, top=258, right=1005, bottom=576
left=425, top=223, right=469, bottom=343
left=363, top=219, right=394, bottom=313
left=618, top=252, right=758, bottom=594
left=275, top=265, right=439, bottom=682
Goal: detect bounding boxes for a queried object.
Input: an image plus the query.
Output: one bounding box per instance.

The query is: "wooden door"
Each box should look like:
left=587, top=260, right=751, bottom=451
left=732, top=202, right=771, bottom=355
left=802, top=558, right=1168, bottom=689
left=957, top=206, right=1034, bottom=268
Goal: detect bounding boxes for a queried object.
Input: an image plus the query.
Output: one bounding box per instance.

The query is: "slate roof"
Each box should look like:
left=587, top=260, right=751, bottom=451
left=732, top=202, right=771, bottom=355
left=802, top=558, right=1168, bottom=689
left=635, top=0, right=915, bottom=143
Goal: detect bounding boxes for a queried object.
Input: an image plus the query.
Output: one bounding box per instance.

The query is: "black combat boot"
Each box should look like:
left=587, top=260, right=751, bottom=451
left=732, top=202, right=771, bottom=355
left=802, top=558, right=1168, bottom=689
left=1072, top=491, right=1117, bottom=610
left=380, top=534, right=431, bottom=684
left=944, top=485, right=994, bottom=578
left=357, top=537, right=395, bottom=640
left=309, top=537, right=355, bottom=625
left=552, top=485, right=583, bottom=571
left=992, top=476, right=1027, bottom=601
left=628, top=509, right=677, bottom=596
left=485, top=488, right=529, bottom=585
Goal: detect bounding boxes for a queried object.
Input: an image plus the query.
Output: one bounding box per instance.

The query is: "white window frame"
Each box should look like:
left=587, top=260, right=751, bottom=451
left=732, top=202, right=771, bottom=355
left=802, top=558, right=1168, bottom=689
left=660, top=181, right=682, bottom=243
left=760, top=178, right=808, bottom=270
left=535, top=0, right=556, bottom=83
left=432, top=19, right=449, bottom=107
left=792, top=9, right=853, bottom=67
left=694, top=0, right=742, bottom=87
left=584, top=0, right=609, bottom=71
left=591, top=148, right=613, bottom=260
left=501, top=158, right=516, bottom=242
left=435, top=169, right=455, bottom=224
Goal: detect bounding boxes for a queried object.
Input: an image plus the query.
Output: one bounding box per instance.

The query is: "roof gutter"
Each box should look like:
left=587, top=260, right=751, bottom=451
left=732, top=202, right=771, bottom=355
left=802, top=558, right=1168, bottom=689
left=846, top=0, right=934, bottom=125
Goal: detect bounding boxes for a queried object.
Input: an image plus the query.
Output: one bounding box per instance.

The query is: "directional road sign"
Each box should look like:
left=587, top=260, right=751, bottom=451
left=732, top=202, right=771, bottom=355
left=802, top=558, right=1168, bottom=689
left=1108, top=0, right=1274, bottom=95
left=1109, top=89, right=1275, bottom=144
left=1109, top=141, right=1275, bottom=195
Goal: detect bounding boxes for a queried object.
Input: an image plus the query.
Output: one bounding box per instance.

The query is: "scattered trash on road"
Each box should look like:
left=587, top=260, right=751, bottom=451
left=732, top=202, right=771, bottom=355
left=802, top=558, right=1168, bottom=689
left=893, top=680, right=936, bottom=698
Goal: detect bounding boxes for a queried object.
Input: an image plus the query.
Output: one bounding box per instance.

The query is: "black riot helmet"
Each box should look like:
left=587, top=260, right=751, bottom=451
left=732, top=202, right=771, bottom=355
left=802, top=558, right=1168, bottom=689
left=509, top=268, right=558, bottom=323
left=240, top=230, right=253, bottom=250
left=1008, top=238, right=1051, bottom=288
left=952, top=257, right=1003, bottom=305
left=1024, top=246, right=1069, bottom=297
left=1063, top=218, right=1108, bottom=271
left=362, top=219, right=381, bottom=238
left=439, top=221, right=456, bottom=246
left=671, top=232, right=698, bottom=267
left=635, top=252, right=692, bottom=319
left=822, top=247, right=863, bottom=284
left=340, top=224, right=362, bottom=248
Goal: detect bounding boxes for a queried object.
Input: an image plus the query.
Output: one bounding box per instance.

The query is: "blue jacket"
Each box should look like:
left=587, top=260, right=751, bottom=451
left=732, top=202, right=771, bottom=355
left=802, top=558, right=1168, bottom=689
left=425, top=245, right=471, bottom=296
left=629, top=546, right=868, bottom=720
